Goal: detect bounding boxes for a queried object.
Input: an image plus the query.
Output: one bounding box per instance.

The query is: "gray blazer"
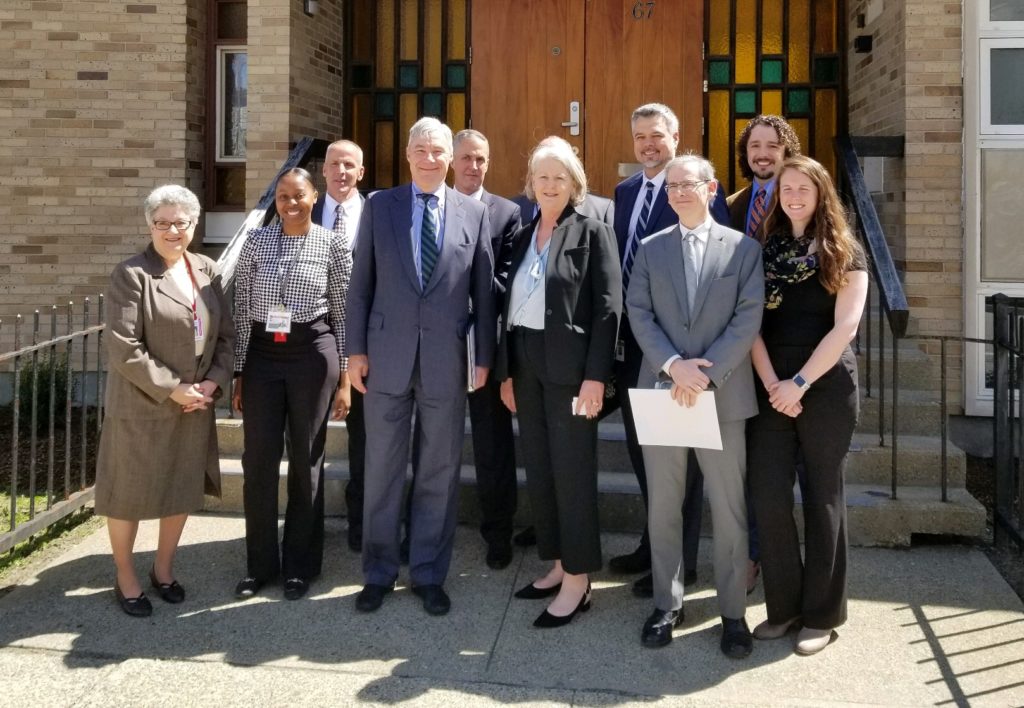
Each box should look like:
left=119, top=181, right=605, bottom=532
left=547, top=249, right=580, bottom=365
left=625, top=221, right=764, bottom=423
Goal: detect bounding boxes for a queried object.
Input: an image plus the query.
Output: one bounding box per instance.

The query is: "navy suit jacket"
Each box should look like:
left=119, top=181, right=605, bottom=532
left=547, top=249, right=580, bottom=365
left=480, top=190, right=521, bottom=306
left=346, top=184, right=497, bottom=397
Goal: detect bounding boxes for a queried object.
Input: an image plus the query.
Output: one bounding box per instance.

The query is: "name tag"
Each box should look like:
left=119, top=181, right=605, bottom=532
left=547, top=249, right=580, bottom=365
left=193, top=315, right=205, bottom=342
left=266, top=306, right=292, bottom=334
left=615, top=338, right=625, bottom=362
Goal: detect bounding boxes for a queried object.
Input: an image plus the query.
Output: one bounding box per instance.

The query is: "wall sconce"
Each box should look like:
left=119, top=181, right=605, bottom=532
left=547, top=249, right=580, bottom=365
left=304, top=0, right=318, bottom=16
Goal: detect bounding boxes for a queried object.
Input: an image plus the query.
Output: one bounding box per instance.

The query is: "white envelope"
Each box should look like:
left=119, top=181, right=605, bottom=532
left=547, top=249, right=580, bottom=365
left=627, top=388, right=723, bottom=450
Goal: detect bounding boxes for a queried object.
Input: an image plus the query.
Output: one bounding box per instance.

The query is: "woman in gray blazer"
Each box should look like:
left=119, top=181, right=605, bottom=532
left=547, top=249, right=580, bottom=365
left=496, top=139, right=622, bottom=628
left=95, top=185, right=235, bottom=617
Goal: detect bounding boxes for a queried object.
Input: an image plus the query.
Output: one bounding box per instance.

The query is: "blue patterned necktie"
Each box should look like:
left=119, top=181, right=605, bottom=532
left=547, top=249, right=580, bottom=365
left=622, top=181, right=654, bottom=294
left=418, top=193, right=438, bottom=285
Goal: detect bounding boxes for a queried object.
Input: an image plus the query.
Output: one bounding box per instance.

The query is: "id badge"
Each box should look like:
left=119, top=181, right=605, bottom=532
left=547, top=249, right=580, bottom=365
left=615, top=338, right=625, bottom=362
left=266, top=306, right=293, bottom=334
left=193, top=315, right=205, bottom=342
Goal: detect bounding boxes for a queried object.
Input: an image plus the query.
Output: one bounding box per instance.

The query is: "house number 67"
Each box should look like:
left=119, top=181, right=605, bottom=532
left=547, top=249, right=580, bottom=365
left=632, top=0, right=655, bottom=19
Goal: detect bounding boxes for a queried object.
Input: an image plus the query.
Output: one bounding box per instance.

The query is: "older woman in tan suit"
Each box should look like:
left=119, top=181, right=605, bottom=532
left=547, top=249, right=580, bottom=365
left=95, top=184, right=234, bottom=617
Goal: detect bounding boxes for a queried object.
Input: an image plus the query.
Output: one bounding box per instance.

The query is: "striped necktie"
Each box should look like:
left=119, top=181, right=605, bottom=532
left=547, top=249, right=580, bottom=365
left=418, top=193, right=439, bottom=286
left=622, top=181, right=654, bottom=294
left=747, top=187, right=767, bottom=238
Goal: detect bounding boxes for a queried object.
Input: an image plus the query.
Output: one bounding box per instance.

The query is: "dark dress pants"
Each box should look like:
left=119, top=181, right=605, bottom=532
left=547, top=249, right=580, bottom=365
left=748, top=346, right=858, bottom=630
left=345, top=387, right=366, bottom=540
left=511, top=328, right=601, bottom=574
left=240, top=320, right=339, bottom=582
left=614, top=319, right=702, bottom=572
left=468, top=375, right=517, bottom=547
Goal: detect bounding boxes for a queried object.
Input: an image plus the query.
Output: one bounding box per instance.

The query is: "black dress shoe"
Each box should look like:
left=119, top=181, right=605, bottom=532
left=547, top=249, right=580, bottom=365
left=347, top=527, right=362, bottom=553
left=641, top=608, right=684, bottom=648
left=485, top=543, right=513, bottom=570
left=631, top=572, right=654, bottom=598
left=234, top=576, right=263, bottom=600
left=149, top=568, right=185, bottom=604
left=684, top=569, right=698, bottom=586
left=399, top=536, right=410, bottom=564
left=533, top=583, right=591, bottom=628
left=514, top=581, right=561, bottom=599
left=114, top=585, right=153, bottom=617
left=720, top=617, right=753, bottom=659
left=355, top=583, right=393, bottom=612
left=283, top=578, right=308, bottom=601
left=512, top=526, right=536, bottom=547
left=609, top=547, right=651, bottom=574
left=412, top=584, right=451, bottom=616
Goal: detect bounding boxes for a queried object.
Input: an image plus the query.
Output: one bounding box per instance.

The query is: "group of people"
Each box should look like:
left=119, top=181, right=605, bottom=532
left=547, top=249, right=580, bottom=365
left=94, top=104, right=866, bottom=660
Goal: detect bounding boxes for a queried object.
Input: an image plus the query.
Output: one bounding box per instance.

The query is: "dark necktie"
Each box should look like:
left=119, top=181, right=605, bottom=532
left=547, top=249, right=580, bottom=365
left=333, top=204, right=346, bottom=239
left=418, top=193, right=439, bottom=285
left=747, top=187, right=767, bottom=238
left=622, top=181, right=654, bottom=294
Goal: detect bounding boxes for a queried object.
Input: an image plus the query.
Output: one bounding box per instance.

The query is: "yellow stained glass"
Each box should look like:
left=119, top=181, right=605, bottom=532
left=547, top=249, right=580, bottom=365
left=736, top=0, right=757, bottom=83
left=446, top=0, right=466, bottom=61
left=762, top=0, right=783, bottom=54
left=788, top=0, right=810, bottom=82
left=447, top=93, right=466, bottom=132
left=814, top=0, right=836, bottom=53
left=400, top=0, right=418, bottom=61
left=734, top=117, right=751, bottom=192
left=814, top=89, right=837, bottom=176
left=762, top=89, right=783, bottom=116
left=351, top=0, right=373, bottom=62
left=399, top=93, right=418, bottom=183
left=353, top=94, right=372, bottom=157
left=424, top=0, right=442, bottom=86
left=708, top=91, right=731, bottom=191
left=375, top=122, right=395, bottom=189
left=790, top=118, right=810, bottom=159
left=709, top=0, right=731, bottom=55
left=376, top=6, right=395, bottom=87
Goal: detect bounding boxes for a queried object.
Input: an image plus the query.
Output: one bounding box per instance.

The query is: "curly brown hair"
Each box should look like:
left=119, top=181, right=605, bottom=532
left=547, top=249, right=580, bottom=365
left=736, top=115, right=802, bottom=182
left=760, top=155, right=865, bottom=294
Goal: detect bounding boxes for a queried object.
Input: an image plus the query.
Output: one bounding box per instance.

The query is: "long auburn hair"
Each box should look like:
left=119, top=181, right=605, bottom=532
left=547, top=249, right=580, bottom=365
left=760, top=155, right=864, bottom=294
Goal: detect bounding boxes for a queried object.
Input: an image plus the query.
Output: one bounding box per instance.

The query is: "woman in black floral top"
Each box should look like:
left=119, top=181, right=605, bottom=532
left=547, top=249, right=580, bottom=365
left=746, top=155, right=867, bottom=655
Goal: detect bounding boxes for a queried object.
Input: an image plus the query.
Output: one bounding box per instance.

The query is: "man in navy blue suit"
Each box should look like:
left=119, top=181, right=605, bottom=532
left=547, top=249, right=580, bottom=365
left=610, top=104, right=731, bottom=597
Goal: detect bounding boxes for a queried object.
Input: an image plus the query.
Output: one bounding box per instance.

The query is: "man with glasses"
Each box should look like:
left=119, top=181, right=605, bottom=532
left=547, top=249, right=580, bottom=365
left=626, top=154, right=763, bottom=657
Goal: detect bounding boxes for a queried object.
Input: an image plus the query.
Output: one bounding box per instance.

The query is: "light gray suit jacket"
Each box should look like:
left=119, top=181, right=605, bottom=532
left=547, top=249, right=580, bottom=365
left=625, top=221, right=764, bottom=423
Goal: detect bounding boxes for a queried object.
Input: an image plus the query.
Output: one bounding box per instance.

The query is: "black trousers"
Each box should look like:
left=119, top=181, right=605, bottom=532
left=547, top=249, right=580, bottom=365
left=748, top=345, right=858, bottom=630
left=344, top=387, right=366, bottom=538
left=240, top=320, right=339, bottom=582
left=511, top=328, right=601, bottom=574
left=613, top=319, right=701, bottom=572
left=468, top=375, right=517, bottom=546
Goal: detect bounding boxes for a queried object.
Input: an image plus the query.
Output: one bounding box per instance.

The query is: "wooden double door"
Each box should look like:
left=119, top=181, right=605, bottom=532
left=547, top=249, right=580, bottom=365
left=471, top=0, right=704, bottom=198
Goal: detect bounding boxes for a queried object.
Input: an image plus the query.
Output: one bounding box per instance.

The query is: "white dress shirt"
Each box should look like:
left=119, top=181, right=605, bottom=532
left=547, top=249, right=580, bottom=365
left=627, top=169, right=667, bottom=241
left=322, top=192, right=364, bottom=248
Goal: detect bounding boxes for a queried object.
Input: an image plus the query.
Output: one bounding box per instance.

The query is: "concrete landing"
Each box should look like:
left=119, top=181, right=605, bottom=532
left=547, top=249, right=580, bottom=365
left=0, top=514, right=1022, bottom=706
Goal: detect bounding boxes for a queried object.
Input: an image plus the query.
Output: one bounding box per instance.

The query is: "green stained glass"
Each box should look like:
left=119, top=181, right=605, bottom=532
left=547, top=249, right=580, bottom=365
left=735, top=90, right=756, bottom=115
left=787, top=88, right=810, bottom=114
left=399, top=64, right=419, bottom=89
left=446, top=63, right=467, bottom=89
left=375, top=93, right=395, bottom=118
left=761, top=59, right=783, bottom=84
left=709, top=60, right=730, bottom=86
left=813, top=56, right=840, bottom=83
left=423, top=92, right=443, bottom=116
left=352, top=65, right=372, bottom=89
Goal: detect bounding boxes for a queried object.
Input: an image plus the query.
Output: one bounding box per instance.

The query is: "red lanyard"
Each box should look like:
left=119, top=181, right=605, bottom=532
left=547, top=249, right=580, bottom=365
left=183, top=256, right=200, bottom=323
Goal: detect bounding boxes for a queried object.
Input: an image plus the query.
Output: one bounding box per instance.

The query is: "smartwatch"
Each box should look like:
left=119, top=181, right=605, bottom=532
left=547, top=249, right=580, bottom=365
left=792, top=373, right=811, bottom=392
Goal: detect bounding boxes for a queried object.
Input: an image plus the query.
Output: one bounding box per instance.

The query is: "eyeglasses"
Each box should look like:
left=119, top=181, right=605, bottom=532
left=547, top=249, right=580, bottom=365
left=151, top=220, right=194, bottom=232
left=664, top=180, right=710, bottom=194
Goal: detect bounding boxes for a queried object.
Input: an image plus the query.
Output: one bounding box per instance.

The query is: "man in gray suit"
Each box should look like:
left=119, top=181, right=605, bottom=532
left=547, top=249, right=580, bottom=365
left=626, top=154, right=763, bottom=657
left=347, top=117, right=497, bottom=616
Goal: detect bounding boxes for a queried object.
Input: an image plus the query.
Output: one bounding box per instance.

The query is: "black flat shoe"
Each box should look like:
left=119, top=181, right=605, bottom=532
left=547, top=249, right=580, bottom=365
left=411, top=584, right=451, bottom=616
left=234, top=576, right=263, bottom=600
left=609, top=547, right=651, bottom=574
left=149, top=568, right=185, bottom=604
left=631, top=572, right=654, bottom=598
left=721, top=616, right=753, bottom=659
left=283, top=578, right=308, bottom=601
left=641, top=608, right=684, bottom=648
left=114, top=585, right=152, bottom=617
left=514, top=581, right=561, bottom=600
left=355, top=583, right=393, bottom=612
left=485, top=543, right=513, bottom=570
left=533, top=583, right=591, bottom=628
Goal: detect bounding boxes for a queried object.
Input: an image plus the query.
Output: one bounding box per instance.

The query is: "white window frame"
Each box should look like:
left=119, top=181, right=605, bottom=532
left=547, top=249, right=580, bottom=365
left=981, top=0, right=1024, bottom=31
left=979, top=38, right=1024, bottom=134
left=215, top=45, right=247, bottom=163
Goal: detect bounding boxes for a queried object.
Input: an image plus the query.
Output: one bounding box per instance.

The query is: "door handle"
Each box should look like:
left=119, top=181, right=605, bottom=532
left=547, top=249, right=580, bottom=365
left=562, top=101, right=580, bottom=136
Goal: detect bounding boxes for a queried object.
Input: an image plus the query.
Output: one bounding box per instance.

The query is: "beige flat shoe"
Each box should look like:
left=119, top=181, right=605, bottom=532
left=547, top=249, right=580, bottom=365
left=795, top=626, right=835, bottom=655
left=753, top=616, right=800, bottom=640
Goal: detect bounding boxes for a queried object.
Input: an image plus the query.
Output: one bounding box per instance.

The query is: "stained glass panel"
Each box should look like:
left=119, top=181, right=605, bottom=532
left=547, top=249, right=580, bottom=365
left=375, top=122, right=394, bottom=189
left=446, top=64, right=467, bottom=89
left=424, top=0, right=442, bottom=86
left=762, top=59, right=784, bottom=84
left=736, top=0, right=757, bottom=84
left=762, top=0, right=784, bottom=54
left=787, top=88, right=810, bottom=114
left=762, top=89, right=783, bottom=116
left=788, top=0, right=810, bottom=82
left=709, top=60, right=731, bottom=86
left=447, top=93, right=466, bottom=132
left=423, top=92, right=443, bottom=117
left=708, top=91, right=731, bottom=185
left=376, top=6, right=395, bottom=87
left=709, top=1, right=731, bottom=55
left=400, top=0, right=418, bottom=61
left=814, top=88, right=837, bottom=175
left=446, top=0, right=467, bottom=60
left=814, top=0, right=836, bottom=53
left=813, top=56, right=839, bottom=83
left=399, top=64, right=419, bottom=89
left=735, top=90, right=757, bottom=115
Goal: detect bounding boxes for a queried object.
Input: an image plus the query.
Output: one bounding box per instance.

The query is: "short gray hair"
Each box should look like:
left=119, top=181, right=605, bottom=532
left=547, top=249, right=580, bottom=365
left=665, top=153, right=718, bottom=205
left=631, top=103, right=679, bottom=136
left=524, top=140, right=588, bottom=207
left=408, top=117, right=453, bottom=157
left=144, top=184, right=201, bottom=224
left=453, top=129, right=488, bottom=149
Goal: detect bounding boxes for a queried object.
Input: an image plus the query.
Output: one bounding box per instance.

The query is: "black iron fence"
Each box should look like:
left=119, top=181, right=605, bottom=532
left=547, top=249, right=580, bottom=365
left=992, top=294, right=1024, bottom=548
left=0, top=298, right=105, bottom=555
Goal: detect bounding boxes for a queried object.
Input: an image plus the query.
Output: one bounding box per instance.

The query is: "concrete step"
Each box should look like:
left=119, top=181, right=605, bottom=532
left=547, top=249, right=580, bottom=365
left=854, top=346, right=938, bottom=391
left=205, top=458, right=985, bottom=547
left=856, top=389, right=948, bottom=436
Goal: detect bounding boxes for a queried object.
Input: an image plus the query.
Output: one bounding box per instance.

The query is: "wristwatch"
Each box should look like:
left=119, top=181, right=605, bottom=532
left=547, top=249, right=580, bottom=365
left=792, top=373, right=811, bottom=392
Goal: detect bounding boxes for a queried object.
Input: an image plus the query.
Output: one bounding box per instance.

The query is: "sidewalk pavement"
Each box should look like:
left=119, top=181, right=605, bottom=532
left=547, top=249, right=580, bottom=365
left=1, top=513, right=1022, bottom=707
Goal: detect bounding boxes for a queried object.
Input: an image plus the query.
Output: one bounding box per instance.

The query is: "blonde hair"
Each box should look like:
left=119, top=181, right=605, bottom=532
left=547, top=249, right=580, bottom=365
left=523, top=140, right=587, bottom=206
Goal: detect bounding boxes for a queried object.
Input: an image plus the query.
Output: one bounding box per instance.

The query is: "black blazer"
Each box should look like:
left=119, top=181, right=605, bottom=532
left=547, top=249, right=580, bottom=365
left=495, top=205, right=622, bottom=387
left=480, top=190, right=522, bottom=305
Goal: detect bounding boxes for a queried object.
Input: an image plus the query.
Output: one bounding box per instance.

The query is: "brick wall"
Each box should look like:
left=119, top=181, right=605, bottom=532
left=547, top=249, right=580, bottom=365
left=0, top=0, right=202, bottom=347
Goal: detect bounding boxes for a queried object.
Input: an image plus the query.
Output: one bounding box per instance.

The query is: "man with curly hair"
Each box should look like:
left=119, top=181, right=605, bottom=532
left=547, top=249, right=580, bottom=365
left=727, top=115, right=802, bottom=239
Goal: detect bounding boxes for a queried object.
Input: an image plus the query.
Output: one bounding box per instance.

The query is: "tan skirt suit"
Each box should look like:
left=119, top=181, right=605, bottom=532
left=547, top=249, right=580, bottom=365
left=95, top=245, right=235, bottom=520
